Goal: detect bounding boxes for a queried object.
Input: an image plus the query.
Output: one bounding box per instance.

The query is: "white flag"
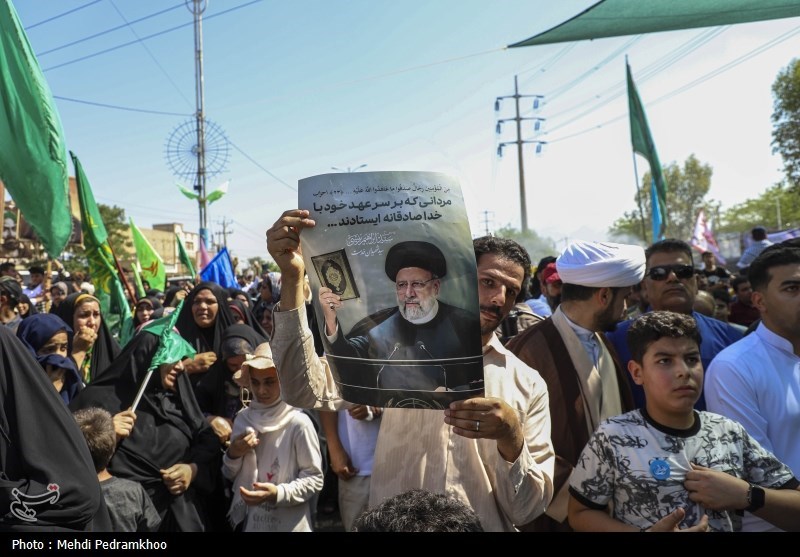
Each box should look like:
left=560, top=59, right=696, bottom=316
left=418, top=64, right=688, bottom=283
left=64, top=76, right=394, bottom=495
left=690, top=209, right=726, bottom=265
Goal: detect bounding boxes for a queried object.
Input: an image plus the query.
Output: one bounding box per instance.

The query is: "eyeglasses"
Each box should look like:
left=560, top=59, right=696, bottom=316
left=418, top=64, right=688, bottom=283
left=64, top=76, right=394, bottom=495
left=395, top=278, right=436, bottom=292
left=647, top=264, right=695, bottom=281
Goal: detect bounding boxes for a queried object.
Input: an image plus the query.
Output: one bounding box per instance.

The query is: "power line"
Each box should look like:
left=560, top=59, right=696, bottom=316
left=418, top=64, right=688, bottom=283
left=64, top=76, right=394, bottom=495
left=229, top=218, right=270, bottom=245
left=24, top=0, right=102, bottom=31
left=109, top=0, right=194, bottom=109
left=36, top=4, right=184, bottom=57
left=42, top=0, right=264, bottom=72
left=544, top=36, right=642, bottom=100
left=532, top=28, right=726, bottom=122
left=53, top=95, right=189, bottom=116
left=228, top=140, right=296, bottom=192
left=547, top=24, right=800, bottom=145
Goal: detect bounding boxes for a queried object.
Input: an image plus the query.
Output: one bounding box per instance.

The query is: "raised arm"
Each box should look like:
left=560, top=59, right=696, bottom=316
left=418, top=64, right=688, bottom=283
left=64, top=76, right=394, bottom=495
left=267, top=210, right=345, bottom=411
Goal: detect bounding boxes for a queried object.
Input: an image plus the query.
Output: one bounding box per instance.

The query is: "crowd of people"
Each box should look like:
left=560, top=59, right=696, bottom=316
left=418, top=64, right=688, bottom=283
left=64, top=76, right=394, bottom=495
left=1, top=216, right=798, bottom=533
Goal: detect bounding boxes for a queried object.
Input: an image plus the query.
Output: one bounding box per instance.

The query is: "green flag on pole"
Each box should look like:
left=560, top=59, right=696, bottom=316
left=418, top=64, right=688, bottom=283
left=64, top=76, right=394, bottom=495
left=130, top=218, right=166, bottom=291
left=132, top=260, right=146, bottom=300
left=132, top=300, right=196, bottom=411
left=0, top=0, right=72, bottom=258
left=142, top=300, right=196, bottom=369
left=70, top=152, right=131, bottom=338
left=627, top=62, right=667, bottom=240
left=176, top=233, right=196, bottom=279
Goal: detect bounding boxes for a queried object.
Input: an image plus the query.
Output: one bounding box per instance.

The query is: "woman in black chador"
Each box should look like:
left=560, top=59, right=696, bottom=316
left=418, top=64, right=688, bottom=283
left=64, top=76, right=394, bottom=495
left=1, top=326, right=109, bottom=531
left=70, top=329, right=220, bottom=532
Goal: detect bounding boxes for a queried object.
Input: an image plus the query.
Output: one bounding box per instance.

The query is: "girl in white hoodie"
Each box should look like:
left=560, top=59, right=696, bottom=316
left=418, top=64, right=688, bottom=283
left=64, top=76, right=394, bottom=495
left=222, top=342, right=324, bottom=532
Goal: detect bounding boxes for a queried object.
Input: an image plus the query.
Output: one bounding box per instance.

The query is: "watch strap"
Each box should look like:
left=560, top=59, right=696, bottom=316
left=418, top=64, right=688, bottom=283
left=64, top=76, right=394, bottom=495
left=745, top=483, right=766, bottom=513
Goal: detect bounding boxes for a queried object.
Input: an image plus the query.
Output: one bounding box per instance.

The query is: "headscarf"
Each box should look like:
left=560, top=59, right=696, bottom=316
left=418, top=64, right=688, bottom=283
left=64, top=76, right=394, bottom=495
left=163, top=286, right=185, bottom=308
left=0, top=326, right=107, bottom=531
left=228, top=298, right=268, bottom=338
left=51, top=292, right=121, bottom=383
left=132, top=296, right=164, bottom=328
left=15, top=313, right=72, bottom=358
left=69, top=331, right=220, bottom=532
left=16, top=314, right=83, bottom=404
left=261, top=272, right=281, bottom=303
left=173, top=282, right=237, bottom=355
left=194, top=324, right=266, bottom=419
left=17, top=294, right=38, bottom=318
left=228, top=288, right=253, bottom=305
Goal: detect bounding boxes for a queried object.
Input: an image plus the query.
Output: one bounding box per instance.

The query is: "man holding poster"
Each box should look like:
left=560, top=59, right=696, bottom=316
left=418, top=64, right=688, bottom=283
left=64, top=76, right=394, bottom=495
left=265, top=175, right=555, bottom=531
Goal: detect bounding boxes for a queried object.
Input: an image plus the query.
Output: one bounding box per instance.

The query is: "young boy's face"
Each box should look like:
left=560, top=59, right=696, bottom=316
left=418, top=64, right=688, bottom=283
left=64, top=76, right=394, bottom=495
left=628, top=336, right=702, bottom=426
left=249, top=367, right=280, bottom=405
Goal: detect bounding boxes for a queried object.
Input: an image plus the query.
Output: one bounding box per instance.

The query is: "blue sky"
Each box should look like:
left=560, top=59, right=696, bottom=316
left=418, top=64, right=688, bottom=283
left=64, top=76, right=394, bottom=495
left=10, top=1, right=800, bottom=261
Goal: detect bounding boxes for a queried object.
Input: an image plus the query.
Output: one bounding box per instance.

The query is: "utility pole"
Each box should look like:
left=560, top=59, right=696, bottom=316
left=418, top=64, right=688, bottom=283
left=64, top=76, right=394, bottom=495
left=480, top=210, right=494, bottom=236
left=217, top=217, right=233, bottom=248
left=189, top=0, right=209, bottom=249
left=496, top=76, right=545, bottom=234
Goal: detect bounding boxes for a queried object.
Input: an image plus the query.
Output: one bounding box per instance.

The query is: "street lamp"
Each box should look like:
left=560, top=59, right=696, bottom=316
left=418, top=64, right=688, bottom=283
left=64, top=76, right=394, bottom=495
left=331, top=164, right=367, bottom=173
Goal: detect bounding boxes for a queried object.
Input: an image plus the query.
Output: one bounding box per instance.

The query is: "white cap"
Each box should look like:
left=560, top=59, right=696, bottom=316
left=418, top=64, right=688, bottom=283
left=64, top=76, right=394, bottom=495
left=556, top=240, right=645, bottom=288
left=79, top=282, right=96, bottom=295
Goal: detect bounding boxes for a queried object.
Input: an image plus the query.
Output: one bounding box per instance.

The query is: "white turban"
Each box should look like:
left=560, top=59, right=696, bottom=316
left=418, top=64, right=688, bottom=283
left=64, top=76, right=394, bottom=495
left=556, top=240, right=645, bottom=288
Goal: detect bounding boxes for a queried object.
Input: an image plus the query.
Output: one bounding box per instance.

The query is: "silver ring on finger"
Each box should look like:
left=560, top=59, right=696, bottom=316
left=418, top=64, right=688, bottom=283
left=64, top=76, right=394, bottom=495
left=475, top=420, right=480, bottom=432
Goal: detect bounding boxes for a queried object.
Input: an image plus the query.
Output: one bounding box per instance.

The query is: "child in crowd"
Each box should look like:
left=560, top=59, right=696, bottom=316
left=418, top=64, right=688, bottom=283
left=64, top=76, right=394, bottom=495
left=222, top=342, right=324, bottom=531
left=73, top=407, right=161, bottom=532
left=568, top=311, right=800, bottom=532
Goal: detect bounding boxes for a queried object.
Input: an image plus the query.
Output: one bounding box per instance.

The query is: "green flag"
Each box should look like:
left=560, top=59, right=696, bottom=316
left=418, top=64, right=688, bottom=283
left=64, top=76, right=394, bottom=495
left=176, top=233, right=196, bottom=279
left=176, top=183, right=200, bottom=201
left=142, top=300, right=196, bottom=370
left=627, top=61, right=667, bottom=240
left=0, top=0, right=72, bottom=258
left=131, top=300, right=196, bottom=411
left=131, top=259, right=146, bottom=299
left=70, top=152, right=131, bottom=337
left=205, top=181, right=228, bottom=204
left=130, top=218, right=166, bottom=291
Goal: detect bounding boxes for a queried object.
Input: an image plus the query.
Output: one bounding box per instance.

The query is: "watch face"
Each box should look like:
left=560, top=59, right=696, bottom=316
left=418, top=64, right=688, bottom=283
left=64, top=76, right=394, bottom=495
left=747, top=484, right=766, bottom=512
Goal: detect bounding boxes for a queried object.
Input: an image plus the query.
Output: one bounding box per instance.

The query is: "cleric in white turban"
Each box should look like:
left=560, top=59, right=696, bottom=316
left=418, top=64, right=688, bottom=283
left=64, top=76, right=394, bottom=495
left=555, top=240, right=645, bottom=287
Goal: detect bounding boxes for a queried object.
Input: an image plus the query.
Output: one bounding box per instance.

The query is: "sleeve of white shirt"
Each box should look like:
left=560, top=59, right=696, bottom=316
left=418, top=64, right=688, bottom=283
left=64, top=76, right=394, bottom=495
left=274, top=416, right=325, bottom=507
left=492, top=366, right=555, bottom=526
left=271, top=306, right=347, bottom=411
left=705, top=354, right=775, bottom=454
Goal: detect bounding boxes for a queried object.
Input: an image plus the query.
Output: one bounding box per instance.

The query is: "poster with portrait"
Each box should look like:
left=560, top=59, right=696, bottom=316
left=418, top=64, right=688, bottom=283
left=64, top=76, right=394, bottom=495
left=299, top=171, right=483, bottom=409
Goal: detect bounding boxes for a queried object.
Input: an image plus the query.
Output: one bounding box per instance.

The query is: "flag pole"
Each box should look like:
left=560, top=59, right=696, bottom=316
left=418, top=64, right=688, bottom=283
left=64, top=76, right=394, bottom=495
left=111, top=250, right=138, bottom=307
left=631, top=151, right=649, bottom=244
left=131, top=367, right=156, bottom=412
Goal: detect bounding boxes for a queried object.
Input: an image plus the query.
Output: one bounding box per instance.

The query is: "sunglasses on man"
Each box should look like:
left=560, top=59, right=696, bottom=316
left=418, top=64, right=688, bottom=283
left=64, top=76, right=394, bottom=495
left=646, top=264, right=695, bottom=281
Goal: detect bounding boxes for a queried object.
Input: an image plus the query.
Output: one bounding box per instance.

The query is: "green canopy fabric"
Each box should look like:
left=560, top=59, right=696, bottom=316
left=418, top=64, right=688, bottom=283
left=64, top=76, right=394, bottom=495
left=510, top=0, right=800, bottom=47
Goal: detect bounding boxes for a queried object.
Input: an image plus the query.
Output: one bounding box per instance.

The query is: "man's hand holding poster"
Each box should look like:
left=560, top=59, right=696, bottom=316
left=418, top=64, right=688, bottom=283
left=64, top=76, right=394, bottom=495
left=299, top=171, right=483, bottom=409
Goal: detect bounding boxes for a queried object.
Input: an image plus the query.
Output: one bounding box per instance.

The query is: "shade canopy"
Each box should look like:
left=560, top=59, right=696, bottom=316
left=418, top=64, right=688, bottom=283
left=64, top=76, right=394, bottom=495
left=510, top=0, right=800, bottom=47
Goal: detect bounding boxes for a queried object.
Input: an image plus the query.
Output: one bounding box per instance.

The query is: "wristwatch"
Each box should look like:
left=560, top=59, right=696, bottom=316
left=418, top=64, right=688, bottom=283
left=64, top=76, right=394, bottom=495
left=745, top=483, right=765, bottom=513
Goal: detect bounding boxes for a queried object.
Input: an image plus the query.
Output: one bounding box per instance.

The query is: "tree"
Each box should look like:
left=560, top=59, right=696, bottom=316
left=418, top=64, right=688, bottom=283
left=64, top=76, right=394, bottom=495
left=63, top=204, right=132, bottom=274
left=719, top=181, right=800, bottom=232
left=772, top=58, right=800, bottom=187
left=610, top=154, right=714, bottom=244
left=492, top=225, right=557, bottom=269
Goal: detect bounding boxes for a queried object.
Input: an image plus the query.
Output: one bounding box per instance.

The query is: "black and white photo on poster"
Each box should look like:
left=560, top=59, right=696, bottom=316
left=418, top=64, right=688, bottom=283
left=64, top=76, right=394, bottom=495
left=299, top=171, right=482, bottom=409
